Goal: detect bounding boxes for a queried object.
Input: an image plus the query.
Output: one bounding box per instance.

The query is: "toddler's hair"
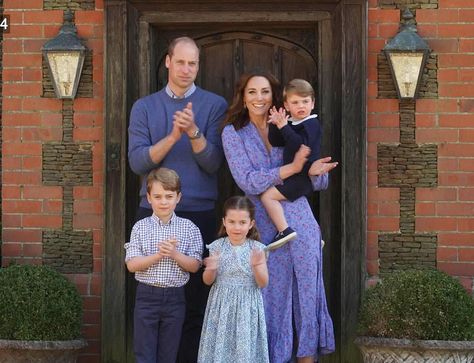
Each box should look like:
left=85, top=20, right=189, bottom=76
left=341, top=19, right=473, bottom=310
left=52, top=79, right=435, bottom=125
left=146, top=168, right=181, bottom=194
left=218, top=196, right=260, bottom=241
left=283, top=78, right=315, bottom=101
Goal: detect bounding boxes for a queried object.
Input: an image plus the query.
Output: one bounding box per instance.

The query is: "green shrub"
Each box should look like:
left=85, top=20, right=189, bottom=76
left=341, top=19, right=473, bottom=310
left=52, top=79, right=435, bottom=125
left=0, top=264, right=83, bottom=340
left=358, top=269, right=474, bottom=341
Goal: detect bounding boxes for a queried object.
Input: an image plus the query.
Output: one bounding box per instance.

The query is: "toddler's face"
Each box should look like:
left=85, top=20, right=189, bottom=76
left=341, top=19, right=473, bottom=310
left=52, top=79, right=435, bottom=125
left=284, top=94, right=315, bottom=121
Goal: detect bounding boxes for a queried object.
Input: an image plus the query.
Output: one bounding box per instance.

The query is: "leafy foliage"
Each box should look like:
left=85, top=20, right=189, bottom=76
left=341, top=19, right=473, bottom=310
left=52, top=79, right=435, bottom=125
left=0, top=264, right=83, bottom=340
left=358, top=269, right=474, bottom=340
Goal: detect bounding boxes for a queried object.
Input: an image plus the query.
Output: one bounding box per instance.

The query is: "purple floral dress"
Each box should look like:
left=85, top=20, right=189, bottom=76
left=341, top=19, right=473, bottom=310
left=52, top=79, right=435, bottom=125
left=222, top=123, right=335, bottom=363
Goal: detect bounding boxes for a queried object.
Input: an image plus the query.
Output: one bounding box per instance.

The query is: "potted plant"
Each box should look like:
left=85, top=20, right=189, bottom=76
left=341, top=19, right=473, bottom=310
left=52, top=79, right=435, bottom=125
left=355, top=269, right=474, bottom=362
left=0, top=264, right=87, bottom=363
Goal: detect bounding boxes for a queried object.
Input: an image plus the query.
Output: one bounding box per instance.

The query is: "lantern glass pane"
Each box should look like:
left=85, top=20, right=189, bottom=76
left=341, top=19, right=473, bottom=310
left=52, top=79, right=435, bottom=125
left=388, top=52, right=424, bottom=98
left=46, top=51, right=81, bottom=98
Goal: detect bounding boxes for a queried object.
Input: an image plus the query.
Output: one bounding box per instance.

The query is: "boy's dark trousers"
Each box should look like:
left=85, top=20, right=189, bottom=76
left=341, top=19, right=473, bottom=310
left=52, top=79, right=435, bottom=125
left=134, top=283, right=185, bottom=363
left=135, top=207, right=216, bottom=363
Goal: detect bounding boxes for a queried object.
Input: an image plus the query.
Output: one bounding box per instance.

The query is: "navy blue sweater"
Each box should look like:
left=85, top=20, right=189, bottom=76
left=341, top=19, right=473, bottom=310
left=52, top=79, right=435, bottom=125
left=128, top=87, right=228, bottom=211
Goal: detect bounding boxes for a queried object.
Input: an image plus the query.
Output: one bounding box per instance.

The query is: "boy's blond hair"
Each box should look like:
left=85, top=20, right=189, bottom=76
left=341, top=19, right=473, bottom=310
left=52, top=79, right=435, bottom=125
left=283, top=78, right=315, bottom=101
left=146, top=168, right=181, bottom=194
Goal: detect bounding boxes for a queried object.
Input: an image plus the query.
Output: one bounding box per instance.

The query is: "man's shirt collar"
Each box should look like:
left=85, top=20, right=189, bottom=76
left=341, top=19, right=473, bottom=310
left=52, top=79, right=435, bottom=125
left=165, top=83, right=196, bottom=99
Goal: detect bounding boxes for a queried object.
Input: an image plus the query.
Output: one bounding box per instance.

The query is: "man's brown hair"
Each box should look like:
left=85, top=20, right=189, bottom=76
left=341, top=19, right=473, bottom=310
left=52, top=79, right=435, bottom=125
left=167, top=36, right=200, bottom=58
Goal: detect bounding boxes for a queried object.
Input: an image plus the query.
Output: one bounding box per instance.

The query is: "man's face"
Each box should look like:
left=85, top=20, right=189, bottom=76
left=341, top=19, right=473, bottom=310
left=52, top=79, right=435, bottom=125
left=165, top=41, right=199, bottom=94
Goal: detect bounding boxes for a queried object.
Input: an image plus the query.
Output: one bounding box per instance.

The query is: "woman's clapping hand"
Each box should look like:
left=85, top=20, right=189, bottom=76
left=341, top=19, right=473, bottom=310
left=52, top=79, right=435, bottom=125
left=308, top=157, right=339, bottom=176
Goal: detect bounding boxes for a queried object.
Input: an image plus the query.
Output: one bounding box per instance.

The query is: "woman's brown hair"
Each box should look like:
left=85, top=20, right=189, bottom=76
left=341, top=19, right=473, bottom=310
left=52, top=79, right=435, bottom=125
left=218, top=196, right=260, bottom=241
left=221, top=70, right=282, bottom=131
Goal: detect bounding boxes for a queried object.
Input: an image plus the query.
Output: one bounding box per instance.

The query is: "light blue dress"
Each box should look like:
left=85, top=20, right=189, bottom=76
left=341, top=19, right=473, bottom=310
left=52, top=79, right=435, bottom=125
left=197, top=237, right=269, bottom=363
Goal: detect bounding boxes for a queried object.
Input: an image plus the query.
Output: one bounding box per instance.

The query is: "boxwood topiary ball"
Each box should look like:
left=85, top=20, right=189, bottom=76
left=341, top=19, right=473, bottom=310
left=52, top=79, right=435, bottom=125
left=0, top=264, right=83, bottom=341
left=358, top=269, right=474, bottom=341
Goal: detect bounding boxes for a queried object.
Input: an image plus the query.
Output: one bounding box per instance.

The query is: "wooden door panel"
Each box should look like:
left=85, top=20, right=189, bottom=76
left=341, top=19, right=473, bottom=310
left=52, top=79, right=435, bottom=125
left=200, top=41, right=235, bottom=101
left=280, top=49, right=315, bottom=85
left=241, top=41, right=275, bottom=74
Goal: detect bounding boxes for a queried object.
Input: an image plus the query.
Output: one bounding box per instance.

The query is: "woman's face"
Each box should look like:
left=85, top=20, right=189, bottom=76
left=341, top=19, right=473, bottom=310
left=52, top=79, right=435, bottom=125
left=243, top=76, right=273, bottom=120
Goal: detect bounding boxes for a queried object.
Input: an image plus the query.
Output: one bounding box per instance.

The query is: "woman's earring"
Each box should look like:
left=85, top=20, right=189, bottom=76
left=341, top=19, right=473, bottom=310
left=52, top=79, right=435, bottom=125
left=243, top=103, right=247, bottom=109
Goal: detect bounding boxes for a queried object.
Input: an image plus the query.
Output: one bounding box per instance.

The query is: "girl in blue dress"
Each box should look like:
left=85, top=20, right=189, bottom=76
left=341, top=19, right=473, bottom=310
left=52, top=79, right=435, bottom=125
left=197, top=196, right=269, bottom=363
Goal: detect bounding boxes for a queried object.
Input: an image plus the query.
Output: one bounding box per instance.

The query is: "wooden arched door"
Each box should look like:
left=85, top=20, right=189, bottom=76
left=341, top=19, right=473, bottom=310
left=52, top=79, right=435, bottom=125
left=105, top=3, right=367, bottom=361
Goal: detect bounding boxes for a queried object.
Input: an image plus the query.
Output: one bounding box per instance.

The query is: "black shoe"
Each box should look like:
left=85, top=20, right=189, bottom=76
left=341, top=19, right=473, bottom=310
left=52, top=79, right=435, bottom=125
left=265, top=227, right=297, bottom=251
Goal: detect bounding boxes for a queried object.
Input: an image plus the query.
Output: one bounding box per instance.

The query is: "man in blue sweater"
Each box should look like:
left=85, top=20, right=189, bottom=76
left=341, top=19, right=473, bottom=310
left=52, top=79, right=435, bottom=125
left=128, top=36, right=228, bottom=363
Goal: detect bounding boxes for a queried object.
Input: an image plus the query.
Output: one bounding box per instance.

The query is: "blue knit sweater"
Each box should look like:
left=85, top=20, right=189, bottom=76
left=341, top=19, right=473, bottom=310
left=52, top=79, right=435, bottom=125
left=128, top=87, right=228, bottom=211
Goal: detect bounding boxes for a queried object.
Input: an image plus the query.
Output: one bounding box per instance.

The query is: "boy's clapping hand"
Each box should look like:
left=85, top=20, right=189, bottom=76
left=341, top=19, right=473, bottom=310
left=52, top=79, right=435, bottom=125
left=159, top=238, right=179, bottom=258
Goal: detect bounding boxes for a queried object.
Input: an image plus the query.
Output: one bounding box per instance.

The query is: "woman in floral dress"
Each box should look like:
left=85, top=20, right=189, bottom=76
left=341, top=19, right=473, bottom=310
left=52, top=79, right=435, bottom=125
left=221, top=71, right=337, bottom=363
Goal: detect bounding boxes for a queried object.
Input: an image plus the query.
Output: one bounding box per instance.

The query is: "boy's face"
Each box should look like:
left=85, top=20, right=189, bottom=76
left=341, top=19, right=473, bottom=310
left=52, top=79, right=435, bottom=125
left=284, top=94, right=315, bottom=121
left=146, top=181, right=181, bottom=221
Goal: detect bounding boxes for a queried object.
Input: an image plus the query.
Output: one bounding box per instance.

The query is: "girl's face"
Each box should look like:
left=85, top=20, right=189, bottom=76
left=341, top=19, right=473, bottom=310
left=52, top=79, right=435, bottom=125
left=243, top=76, right=273, bottom=120
left=222, top=209, right=255, bottom=245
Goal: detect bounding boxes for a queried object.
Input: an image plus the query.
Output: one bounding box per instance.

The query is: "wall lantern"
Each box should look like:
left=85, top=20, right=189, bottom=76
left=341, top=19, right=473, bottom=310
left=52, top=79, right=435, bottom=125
left=42, top=10, right=86, bottom=99
left=383, top=9, right=431, bottom=100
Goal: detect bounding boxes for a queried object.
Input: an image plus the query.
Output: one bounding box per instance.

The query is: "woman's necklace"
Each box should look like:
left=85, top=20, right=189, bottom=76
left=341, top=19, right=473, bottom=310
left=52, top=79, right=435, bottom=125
left=253, top=121, right=271, bottom=152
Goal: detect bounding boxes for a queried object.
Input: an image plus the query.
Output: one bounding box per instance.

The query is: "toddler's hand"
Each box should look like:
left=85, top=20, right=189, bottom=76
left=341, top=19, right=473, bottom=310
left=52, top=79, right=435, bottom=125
left=250, top=248, right=266, bottom=267
left=268, top=106, right=289, bottom=129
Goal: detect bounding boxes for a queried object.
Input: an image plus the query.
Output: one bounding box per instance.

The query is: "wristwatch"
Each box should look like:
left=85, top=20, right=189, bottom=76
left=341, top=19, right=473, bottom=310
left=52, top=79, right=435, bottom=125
left=189, top=128, right=202, bottom=140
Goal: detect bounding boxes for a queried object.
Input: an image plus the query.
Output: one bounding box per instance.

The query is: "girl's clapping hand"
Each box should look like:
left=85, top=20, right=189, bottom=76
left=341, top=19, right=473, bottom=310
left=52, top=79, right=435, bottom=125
left=250, top=248, right=266, bottom=267
left=204, top=253, right=220, bottom=271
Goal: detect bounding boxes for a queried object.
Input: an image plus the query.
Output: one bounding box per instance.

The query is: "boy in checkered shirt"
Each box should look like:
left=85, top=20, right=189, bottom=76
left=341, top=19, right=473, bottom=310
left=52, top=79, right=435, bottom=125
left=125, top=167, right=203, bottom=363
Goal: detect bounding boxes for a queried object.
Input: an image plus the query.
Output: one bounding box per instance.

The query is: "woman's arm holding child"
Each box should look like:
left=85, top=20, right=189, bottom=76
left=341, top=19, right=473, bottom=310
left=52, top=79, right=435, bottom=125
left=251, top=249, right=268, bottom=288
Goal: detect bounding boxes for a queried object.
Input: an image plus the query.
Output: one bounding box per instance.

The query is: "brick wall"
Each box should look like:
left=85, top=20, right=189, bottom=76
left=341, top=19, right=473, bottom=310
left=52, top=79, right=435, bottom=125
left=1, top=0, right=104, bottom=361
left=368, top=1, right=474, bottom=294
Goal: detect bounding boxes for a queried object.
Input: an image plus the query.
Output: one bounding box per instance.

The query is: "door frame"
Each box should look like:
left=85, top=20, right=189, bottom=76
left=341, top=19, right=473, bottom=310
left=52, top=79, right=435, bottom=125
left=103, top=1, right=366, bottom=362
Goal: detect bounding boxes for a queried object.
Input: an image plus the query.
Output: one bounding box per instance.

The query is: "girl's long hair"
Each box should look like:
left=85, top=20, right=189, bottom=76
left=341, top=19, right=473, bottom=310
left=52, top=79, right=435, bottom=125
left=221, top=70, right=282, bottom=131
left=218, top=196, right=260, bottom=241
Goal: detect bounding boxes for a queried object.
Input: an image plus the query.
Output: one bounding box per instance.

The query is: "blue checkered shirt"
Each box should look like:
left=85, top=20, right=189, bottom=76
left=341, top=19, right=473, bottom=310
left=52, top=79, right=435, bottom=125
left=124, top=213, right=203, bottom=287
